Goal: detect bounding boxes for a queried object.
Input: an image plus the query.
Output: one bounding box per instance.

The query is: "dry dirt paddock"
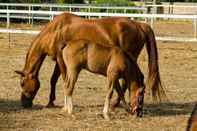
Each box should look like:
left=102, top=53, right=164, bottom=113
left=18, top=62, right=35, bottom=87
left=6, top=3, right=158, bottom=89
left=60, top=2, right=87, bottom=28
left=0, top=21, right=197, bottom=131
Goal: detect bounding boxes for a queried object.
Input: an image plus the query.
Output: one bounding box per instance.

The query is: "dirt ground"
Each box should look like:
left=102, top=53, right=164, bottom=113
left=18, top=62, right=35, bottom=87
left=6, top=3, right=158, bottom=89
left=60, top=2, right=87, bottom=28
left=0, top=21, right=197, bottom=131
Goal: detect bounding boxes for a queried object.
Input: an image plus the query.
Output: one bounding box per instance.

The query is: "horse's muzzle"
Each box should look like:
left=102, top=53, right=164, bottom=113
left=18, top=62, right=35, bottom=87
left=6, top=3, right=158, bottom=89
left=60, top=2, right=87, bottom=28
left=21, top=94, right=33, bottom=108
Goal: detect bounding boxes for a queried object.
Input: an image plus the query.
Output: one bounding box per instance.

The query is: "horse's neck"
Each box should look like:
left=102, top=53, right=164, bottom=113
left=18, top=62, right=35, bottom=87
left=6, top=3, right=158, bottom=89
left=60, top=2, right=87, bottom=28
left=23, top=43, right=46, bottom=77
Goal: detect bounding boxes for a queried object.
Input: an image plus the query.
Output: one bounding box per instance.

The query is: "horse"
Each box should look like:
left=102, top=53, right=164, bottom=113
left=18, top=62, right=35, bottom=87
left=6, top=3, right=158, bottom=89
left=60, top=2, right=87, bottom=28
left=15, top=12, right=165, bottom=108
left=62, top=39, right=145, bottom=119
left=186, top=104, right=197, bottom=131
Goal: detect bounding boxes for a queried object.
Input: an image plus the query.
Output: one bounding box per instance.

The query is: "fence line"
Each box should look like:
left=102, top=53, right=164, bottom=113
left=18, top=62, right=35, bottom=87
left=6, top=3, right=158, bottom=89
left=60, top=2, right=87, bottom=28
left=0, top=9, right=197, bottom=42
left=1, top=28, right=197, bottom=42
left=145, top=4, right=197, bottom=8
left=1, top=10, right=197, bottom=21
left=1, top=9, right=197, bottom=17
left=0, top=3, right=146, bottom=10
left=0, top=3, right=197, bottom=10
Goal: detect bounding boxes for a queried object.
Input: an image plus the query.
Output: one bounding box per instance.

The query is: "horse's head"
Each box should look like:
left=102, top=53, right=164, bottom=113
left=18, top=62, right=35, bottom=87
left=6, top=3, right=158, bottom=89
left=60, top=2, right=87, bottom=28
left=15, top=70, right=40, bottom=108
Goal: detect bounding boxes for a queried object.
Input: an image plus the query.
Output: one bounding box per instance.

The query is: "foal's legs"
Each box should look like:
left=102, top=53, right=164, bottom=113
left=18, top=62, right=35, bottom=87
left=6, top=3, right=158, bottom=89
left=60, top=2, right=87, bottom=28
left=62, top=69, right=79, bottom=114
left=103, top=79, right=130, bottom=120
left=47, top=63, right=61, bottom=107
left=111, top=79, right=127, bottom=109
left=113, top=80, right=131, bottom=113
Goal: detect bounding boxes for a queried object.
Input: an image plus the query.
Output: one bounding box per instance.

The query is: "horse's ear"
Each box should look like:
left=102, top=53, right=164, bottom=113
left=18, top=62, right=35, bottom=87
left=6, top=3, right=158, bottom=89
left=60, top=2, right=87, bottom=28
left=15, top=70, right=25, bottom=76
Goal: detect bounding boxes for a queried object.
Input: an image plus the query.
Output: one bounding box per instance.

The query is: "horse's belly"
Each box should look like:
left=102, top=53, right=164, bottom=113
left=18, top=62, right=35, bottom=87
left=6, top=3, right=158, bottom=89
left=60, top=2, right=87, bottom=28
left=86, top=61, right=107, bottom=76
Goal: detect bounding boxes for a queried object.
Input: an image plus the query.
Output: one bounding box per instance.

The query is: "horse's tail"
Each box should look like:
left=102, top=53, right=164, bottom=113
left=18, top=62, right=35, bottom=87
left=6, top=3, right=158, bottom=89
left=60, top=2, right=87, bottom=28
left=186, top=104, right=197, bottom=131
left=140, top=23, right=167, bottom=102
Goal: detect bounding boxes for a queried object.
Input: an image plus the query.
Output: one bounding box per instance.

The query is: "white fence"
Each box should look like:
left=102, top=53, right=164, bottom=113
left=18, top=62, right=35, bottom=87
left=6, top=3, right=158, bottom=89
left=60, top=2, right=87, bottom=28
left=0, top=4, right=197, bottom=42
left=145, top=4, right=197, bottom=15
left=0, top=3, right=147, bottom=12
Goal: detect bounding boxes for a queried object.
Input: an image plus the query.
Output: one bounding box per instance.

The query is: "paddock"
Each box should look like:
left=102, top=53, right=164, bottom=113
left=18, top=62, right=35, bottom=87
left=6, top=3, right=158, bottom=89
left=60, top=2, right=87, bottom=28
left=0, top=21, right=197, bottom=131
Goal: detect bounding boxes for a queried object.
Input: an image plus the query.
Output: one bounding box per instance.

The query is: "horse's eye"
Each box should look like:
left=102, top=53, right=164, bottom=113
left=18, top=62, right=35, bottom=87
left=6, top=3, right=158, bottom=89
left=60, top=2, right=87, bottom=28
left=21, top=81, right=24, bottom=87
left=20, top=78, right=25, bottom=87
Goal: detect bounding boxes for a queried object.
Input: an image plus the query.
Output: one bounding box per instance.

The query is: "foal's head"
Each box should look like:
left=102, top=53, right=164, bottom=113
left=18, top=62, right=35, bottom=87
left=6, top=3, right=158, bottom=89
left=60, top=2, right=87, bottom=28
left=129, top=65, right=146, bottom=117
left=15, top=70, right=40, bottom=108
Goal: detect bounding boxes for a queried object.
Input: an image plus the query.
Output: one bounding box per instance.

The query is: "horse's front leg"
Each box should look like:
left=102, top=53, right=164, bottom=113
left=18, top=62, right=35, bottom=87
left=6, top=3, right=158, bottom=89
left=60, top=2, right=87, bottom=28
left=47, top=41, right=66, bottom=107
left=103, top=80, right=114, bottom=120
left=46, top=63, right=61, bottom=107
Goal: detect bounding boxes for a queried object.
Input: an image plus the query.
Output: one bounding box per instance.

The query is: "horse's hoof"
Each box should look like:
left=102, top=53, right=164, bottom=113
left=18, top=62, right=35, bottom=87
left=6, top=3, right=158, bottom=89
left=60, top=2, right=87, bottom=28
left=103, top=114, right=110, bottom=120
left=110, top=105, right=116, bottom=112
left=46, top=102, right=55, bottom=108
left=132, top=106, right=137, bottom=113
left=136, top=110, right=143, bottom=118
left=111, top=99, right=120, bottom=108
left=71, top=114, right=76, bottom=119
left=137, top=113, right=143, bottom=118
left=61, top=107, right=68, bottom=112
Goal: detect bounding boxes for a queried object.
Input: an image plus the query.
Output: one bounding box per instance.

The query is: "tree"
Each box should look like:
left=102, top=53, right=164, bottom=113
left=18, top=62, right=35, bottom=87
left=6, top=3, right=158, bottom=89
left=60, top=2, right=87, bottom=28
left=95, top=0, right=129, bottom=6
left=57, top=0, right=84, bottom=3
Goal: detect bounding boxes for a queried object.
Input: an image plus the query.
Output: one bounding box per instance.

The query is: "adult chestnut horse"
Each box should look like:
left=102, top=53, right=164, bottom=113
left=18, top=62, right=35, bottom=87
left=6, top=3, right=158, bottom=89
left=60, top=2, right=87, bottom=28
left=62, top=39, right=145, bottom=119
left=186, top=104, right=197, bottom=131
left=15, top=12, right=165, bottom=108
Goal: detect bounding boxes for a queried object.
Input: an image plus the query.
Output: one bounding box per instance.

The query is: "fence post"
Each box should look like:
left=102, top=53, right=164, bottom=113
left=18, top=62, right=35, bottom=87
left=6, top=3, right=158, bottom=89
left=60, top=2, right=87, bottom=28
left=124, top=8, right=126, bottom=13
left=6, top=11, right=10, bottom=29
left=6, top=5, right=11, bottom=48
left=88, top=6, right=90, bottom=19
left=31, top=6, right=34, bottom=27
left=28, top=5, right=31, bottom=24
left=144, top=8, right=148, bottom=23
left=194, top=15, right=197, bottom=40
left=150, top=7, right=154, bottom=29
left=69, top=5, right=71, bottom=12
left=50, top=5, right=53, bottom=21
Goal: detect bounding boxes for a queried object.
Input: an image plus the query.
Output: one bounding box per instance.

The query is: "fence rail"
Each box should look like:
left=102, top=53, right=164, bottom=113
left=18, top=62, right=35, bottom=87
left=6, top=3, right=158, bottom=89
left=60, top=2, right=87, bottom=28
left=0, top=3, right=146, bottom=10
left=0, top=8, right=197, bottom=42
left=1, top=28, right=197, bottom=42
left=0, top=3, right=196, bottom=9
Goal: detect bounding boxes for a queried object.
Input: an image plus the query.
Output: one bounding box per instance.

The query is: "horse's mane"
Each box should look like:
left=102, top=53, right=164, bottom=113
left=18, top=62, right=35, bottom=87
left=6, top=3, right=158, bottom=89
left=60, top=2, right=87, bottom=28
left=25, top=13, right=79, bottom=70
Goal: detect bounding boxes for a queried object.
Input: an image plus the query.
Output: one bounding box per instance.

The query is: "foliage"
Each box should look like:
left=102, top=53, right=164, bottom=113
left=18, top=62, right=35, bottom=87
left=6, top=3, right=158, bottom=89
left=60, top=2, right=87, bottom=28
left=95, top=0, right=129, bottom=6
left=1, top=0, right=197, bottom=3
left=0, top=0, right=42, bottom=3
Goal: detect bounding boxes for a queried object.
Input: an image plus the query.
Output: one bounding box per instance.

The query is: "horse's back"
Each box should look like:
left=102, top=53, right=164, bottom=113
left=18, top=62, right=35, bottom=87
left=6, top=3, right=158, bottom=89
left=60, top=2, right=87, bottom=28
left=35, top=12, right=147, bottom=64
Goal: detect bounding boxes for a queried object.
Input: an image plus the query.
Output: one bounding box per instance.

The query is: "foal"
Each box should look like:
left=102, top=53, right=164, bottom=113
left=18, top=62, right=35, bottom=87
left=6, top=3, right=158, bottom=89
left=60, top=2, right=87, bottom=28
left=62, top=39, right=145, bottom=119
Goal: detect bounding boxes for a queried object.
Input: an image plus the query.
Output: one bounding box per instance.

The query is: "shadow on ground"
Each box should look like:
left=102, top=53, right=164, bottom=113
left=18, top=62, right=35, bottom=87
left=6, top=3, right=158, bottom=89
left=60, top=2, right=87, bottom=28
left=0, top=98, right=44, bottom=112
left=0, top=98, right=196, bottom=117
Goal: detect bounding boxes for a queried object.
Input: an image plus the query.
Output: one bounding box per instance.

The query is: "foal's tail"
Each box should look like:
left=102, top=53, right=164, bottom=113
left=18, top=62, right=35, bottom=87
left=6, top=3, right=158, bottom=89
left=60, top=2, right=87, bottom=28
left=140, top=23, right=167, bottom=102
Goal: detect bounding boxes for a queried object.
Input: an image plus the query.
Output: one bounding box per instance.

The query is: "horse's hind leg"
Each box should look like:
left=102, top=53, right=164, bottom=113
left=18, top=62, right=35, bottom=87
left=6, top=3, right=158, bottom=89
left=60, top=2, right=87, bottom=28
left=62, top=69, right=79, bottom=114
left=47, top=63, right=60, bottom=107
